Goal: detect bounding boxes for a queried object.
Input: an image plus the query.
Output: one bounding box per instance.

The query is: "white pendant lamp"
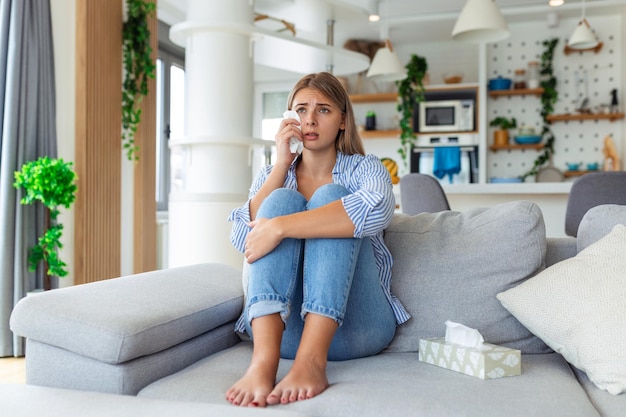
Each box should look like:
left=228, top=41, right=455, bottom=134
left=366, top=39, right=406, bottom=81
left=366, top=0, right=406, bottom=81
left=568, top=0, right=598, bottom=50
left=451, top=0, right=510, bottom=43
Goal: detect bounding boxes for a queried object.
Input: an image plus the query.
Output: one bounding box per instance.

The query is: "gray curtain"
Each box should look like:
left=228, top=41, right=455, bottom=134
left=0, top=0, right=57, bottom=357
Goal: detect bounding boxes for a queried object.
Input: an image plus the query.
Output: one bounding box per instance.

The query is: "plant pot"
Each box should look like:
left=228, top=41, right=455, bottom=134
left=494, top=130, right=509, bottom=146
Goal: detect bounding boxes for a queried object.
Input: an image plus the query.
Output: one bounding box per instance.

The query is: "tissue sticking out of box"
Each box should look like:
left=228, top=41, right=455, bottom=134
left=445, top=320, right=486, bottom=349
left=282, top=110, right=303, bottom=154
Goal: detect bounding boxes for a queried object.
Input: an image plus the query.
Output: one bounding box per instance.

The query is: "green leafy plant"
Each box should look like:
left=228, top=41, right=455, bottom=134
left=489, top=116, right=517, bottom=130
left=520, top=38, right=559, bottom=181
left=13, top=157, right=77, bottom=289
left=122, top=0, right=156, bottom=161
left=396, top=54, right=428, bottom=166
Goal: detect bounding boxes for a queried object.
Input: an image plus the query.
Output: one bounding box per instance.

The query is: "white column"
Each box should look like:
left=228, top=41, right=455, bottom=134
left=168, top=0, right=253, bottom=268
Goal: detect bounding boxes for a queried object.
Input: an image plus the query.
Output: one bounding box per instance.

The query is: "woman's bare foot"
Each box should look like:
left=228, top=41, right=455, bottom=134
left=266, top=355, right=329, bottom=404
left=226, top=361, right=277, bottom=407
left=227, top=314, right=283, bottom=407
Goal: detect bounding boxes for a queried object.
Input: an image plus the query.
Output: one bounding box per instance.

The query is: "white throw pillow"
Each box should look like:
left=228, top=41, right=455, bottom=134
left=497, top=224, right=626, bottom=395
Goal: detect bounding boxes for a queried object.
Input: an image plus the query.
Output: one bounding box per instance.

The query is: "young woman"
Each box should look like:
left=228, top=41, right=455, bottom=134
left=226, top=72, right=409, bottom=407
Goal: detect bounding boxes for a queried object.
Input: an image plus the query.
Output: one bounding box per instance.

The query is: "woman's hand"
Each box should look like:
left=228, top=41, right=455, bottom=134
left=275, top=117, right=302, bottom=166
left=244, top=217, right=283, bottom=263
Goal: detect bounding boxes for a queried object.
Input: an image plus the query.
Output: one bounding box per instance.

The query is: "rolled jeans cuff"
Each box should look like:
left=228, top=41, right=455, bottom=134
left=247, top=295, right=290, bottom=327
left=301, top=302, right=344, bottom=326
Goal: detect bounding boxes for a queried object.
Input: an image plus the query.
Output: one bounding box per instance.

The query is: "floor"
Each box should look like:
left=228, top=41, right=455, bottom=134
left=0, top=357, right=26, bottom=384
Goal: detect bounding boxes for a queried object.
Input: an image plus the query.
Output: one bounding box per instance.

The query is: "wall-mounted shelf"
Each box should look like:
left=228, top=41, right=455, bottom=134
left=546, top=112, right=625, bottom=122
left=563, top=42, right=603, bottom=56
left=360, top=129, right=400, bottom=139
left=563, top=170, right=599, bottom=178
left=488, top=88, right=544, bottom=98
left=489, top=143, right=545, bottom=152
left=349, top=93, right=397, bottom=103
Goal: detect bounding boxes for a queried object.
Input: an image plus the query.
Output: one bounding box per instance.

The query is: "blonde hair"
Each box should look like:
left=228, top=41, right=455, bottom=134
left=287, top=72, right=365, bottom=156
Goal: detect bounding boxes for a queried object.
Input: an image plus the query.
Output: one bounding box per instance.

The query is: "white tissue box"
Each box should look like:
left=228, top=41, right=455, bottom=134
left=418, top=338, right=521, bottom=380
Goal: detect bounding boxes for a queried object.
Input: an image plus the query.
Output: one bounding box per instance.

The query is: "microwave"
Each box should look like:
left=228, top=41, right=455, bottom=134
left=417, top=99, right=475, bottom=133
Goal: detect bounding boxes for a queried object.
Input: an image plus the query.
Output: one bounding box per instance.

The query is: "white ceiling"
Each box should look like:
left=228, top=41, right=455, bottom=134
left=157, top=0, right=626, bottom=80
left=158, top=0, right=626, bottom=45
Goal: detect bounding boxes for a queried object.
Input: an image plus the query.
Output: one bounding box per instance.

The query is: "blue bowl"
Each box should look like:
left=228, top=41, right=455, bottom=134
left=488, top=77, right=512, bottom=91
left=587, top=162, right=599, bottom=171
left=514, top=135, right=542, bottom=144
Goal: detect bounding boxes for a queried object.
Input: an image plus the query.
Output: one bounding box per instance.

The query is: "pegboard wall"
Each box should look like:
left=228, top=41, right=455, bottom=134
left=487, top=14, right=623, bottom=180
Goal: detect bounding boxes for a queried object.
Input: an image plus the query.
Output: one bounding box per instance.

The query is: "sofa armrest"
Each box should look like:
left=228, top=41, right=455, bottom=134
left=577, top=204, right=626, bottom=252
left=10, top=263, right=244, bottom=364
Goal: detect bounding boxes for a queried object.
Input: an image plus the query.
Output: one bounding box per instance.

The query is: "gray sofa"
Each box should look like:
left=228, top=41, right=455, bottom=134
left=9, top=201, right=626, bottom=417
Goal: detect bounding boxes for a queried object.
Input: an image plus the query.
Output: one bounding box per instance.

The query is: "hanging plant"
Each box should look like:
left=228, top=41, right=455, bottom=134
left=14, top=157, right=78, bottom=290
left=396, top=54, right=428, bottom=166
left=122, top=0, right=156, bottom=161
left=520, top=38, right=559, bottom=181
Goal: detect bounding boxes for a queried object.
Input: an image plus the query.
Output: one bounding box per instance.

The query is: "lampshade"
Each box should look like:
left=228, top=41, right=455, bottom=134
left=451, top=0, right=510, bottom=43
left=568, top=18, right=598, bottom=50
left=366, top=39, right=406, bottom=81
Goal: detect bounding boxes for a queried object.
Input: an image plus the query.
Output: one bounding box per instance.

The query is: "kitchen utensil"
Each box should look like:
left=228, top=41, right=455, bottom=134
left=536, top=157, right=564, bottom=182
left=574, top=70, right=590, bottom=113
left=488, top=76, right=512, bottom=91
left=566, top=162, right=581, bottom=171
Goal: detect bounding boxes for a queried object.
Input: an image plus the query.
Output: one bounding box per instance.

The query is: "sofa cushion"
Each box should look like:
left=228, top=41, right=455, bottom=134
left=10, top=263, right=243, bottom=364
left=497, top=224, right=626, bottom=395
left=139, top=343, right=601, bottom=417
left=384, top=201, right=550, bottom=353
left=0, top=383, right=305, bottom=417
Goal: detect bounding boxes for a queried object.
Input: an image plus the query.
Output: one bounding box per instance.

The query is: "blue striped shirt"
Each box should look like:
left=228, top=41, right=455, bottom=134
left=228, top=152, right=410, bottom=329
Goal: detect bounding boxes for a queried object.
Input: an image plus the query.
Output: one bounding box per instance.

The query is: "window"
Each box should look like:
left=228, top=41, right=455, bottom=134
left=156, top=21, right=185, bottom=211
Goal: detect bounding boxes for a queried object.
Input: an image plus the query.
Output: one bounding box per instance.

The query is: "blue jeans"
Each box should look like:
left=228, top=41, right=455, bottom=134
left=244, top=184, right=396, bottom=361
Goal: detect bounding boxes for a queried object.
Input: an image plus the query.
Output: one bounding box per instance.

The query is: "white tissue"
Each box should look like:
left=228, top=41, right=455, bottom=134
left=282, top=110, right=303, bottom=154
left=444, top=320, right=486, bottom=349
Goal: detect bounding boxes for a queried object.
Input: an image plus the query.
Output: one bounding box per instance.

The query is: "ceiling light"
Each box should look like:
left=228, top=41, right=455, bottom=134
left=368, top=0, right=380, bottom=22
left=549, top=0, right=564, bottom=6
left=366, top=0, right=405, bottom=81
left=568, top=0, right=599, bottom=50
left=451, top=0, right=510, bottom=43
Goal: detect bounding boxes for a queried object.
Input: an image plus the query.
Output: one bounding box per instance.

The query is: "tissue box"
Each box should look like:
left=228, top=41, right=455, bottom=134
left=418, top=338, right=521, bottom=380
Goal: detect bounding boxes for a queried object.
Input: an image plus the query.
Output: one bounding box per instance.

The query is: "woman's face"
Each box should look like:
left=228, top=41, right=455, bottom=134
left=292, top=87, right=345, bottom=152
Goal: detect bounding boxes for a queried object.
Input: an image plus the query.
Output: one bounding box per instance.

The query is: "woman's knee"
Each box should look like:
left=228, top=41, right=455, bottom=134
left=308, top=184, right=350, bottom=209
left=258, top=188, right=307, bottom=218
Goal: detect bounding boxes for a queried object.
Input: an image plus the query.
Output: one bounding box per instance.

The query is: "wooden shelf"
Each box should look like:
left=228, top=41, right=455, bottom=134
left=489, top=143, right=545, bottom=152
left=563, top=170, right=600, bottom=178
left=349, top=93, right=397, bottom=103
left=546, top=112, right=625, bottom=122
left=564, top=42, right=603, bottom=56
left=488, top=88, right=544, bottom=98
left=360, top=129, right=400, bottom=139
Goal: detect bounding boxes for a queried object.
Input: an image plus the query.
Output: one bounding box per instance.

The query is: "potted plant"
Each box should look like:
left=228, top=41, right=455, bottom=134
left=13, top=157, right=78, bottom=290
left=489, top=116, right=517, bottom=146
